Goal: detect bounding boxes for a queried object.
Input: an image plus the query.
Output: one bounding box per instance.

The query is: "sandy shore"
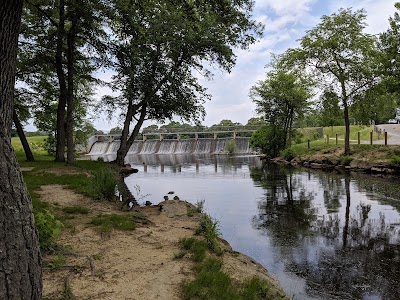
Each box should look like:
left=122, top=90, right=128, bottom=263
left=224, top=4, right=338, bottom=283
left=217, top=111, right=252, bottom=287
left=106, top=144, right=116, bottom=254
left=39, top=185, right=287, bottom=299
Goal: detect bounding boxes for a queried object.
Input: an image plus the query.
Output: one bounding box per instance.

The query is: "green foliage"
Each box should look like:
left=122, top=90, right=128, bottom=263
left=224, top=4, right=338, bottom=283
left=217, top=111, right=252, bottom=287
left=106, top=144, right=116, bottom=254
left=34, top=210, right=63, bottom=251
left=47, top=254, right=66, bottom=271
left=340, top=155, right=353, bottom=165
left=197, top=215, right=221, bottom=253
left=281, top=148, right=295, bottom=161
left=179, top=237, right=208, bottom=262
left=90, top=168, right=118, bottom=201
left=43, top=134, right=56, bottom=156
left=62, top=206, right=89, bottom=214
left=225, top=139, right=237, bottom=154
left=250, top=126, right=286, bottom=157
left=183, top=257, right=286, bottom=300
left=90, top=214, right=137, bottom=232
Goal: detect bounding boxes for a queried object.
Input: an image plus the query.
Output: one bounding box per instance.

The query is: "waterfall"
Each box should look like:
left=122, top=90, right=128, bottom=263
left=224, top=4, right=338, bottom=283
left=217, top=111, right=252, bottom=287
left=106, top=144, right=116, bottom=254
left=139, top=140, right=160, bottom=154
left=235, top=137, right=251, bottom=153
left=214, top=139, right=226, bottom=154
left=128, top=141, right=143, bottom=154
left=106, top=141, right=120, bottom=154
left=194, top=138, right=215, bottom=154
left=157, top=140, right=178, bottom=154
left=175, top=139, right=195, bottom=154
left=89, top=142, right=110, bottom=155
left=88, top=137, right=252, bottom=156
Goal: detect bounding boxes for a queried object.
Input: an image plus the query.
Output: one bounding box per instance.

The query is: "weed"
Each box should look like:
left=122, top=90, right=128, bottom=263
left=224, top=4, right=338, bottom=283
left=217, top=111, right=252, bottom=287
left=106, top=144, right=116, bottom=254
left=340, top=154, right=353, bottom=165
left=34, top=210, right=63, bottom=251
left=90, top=214, right=136, bottom=233
left=197, top=215, right=221, bottom=252
left=90, top=168, right=118, bottom=201
left=48, top=254, right=65, bottom=271
left=225, top=139, right=237, bottom=155
left=62, top=206, right=90, bottom=214
left=179, top=237, right=208, bottom=262
left=174, top=250, right=187, bottom=259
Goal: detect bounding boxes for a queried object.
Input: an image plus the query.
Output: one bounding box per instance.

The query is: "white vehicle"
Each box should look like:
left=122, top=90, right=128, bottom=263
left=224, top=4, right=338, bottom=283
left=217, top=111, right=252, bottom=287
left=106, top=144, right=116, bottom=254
left=388, top=119, right=398, bottom=124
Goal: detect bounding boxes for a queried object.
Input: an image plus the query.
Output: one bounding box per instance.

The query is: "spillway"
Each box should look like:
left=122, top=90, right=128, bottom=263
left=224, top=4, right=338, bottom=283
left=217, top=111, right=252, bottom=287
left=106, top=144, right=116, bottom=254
left=88, top=138, right=253, bottom=156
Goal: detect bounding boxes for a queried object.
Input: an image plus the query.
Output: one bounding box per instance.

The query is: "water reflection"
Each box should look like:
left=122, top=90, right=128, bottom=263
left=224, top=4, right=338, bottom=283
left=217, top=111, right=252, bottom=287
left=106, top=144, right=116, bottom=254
left=251, top=164, right=400, bottom=299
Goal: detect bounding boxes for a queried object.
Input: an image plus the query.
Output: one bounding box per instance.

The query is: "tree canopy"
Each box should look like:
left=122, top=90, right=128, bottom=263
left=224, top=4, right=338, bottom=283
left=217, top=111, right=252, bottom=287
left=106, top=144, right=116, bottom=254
left=287, top=8, right=379, bottom=153
left=104, top=0, right=263, bottom=165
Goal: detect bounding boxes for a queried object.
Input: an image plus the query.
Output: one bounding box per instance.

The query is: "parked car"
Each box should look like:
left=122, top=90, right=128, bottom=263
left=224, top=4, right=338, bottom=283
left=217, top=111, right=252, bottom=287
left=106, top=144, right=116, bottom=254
left=388, top=119, right=398, bottom=124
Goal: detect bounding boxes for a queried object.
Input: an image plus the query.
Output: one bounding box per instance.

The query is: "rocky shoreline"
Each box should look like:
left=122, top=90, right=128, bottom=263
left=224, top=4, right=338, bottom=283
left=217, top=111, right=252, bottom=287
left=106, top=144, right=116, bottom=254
left=271, top=148, right=400, bottom=176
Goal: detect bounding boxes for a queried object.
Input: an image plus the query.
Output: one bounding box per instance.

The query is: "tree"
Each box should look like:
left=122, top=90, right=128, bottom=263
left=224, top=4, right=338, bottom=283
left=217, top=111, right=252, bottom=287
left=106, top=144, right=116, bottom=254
left=106, top=0, right=263, bottom=165
left=21, top=0, right=107, bottom=164
left=250, top=60, right=314, bottom=147
left=379, top=2, right=400, bottom=92
left=0, top=0, right=42, bottom=298
left=249, top=126, right=286, bottom=157
left=246, top=117, right=266, bottom=127
left=292, top=8, right=379, bottom=154
left=109, top=126, right=123, bottom=134
left=318, top=89, right=344, bottom=127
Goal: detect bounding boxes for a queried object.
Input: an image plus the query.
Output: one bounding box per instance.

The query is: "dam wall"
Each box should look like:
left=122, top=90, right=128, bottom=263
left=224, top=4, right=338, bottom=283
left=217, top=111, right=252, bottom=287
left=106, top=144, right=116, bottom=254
left=88, top=137, right=253, bottom=156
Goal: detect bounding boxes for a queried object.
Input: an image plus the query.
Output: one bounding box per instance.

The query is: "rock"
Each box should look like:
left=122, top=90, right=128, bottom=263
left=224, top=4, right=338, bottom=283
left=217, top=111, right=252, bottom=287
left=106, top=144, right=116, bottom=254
left=159, top=200, right=191, bottom=217
left=145, top=201, right=152, bottom=206
left=173, top=196, right=180, bottom=200
left=163, top=195, right=169, bottom=201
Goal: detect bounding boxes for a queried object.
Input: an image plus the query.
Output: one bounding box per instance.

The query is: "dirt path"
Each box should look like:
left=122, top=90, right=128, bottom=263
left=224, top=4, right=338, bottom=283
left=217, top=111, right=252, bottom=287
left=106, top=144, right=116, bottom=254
left=39, top=185, right=285, bottom=300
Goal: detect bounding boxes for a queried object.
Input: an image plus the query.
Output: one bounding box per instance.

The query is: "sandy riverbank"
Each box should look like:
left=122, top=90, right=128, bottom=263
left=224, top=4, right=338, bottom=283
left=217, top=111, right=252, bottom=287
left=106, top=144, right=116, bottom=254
left=39, top=185, right=287, bottom=300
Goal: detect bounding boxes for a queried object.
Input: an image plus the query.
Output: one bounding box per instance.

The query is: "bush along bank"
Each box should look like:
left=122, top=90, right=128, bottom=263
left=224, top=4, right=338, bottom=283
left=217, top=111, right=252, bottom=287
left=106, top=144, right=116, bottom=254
left=273, top=145, right=400, bottom=176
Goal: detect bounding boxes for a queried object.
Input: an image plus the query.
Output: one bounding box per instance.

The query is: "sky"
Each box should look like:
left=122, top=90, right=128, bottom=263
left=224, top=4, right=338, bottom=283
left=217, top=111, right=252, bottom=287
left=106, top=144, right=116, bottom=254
left=29, top=0, right=397, bottom=132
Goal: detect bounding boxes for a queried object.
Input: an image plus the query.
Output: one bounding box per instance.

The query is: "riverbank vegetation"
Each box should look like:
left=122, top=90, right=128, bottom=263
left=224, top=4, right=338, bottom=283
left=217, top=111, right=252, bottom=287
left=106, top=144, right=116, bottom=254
left=250, top=3, right=400, bottom=159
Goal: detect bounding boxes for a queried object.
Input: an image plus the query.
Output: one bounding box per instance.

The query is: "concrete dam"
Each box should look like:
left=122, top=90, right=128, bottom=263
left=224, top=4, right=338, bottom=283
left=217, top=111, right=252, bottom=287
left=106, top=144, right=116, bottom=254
left=88, top=137, right=253, bottom=156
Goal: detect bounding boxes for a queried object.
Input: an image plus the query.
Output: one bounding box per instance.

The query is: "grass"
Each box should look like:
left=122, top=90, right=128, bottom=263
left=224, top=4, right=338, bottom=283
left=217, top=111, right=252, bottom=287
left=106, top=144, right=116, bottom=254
left=322, top=125, right=381, bottom=141
left=178, top=234, right=288, bottom=300
left=62, top=206, right=90, bottom=214
left=90, top=213, right=137, bottom=233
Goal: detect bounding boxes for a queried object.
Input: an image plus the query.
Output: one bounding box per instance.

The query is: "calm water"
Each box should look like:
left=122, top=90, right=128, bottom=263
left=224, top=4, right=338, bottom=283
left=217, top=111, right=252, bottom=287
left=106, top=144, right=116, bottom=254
left=122, top=154, right=400, bottom=300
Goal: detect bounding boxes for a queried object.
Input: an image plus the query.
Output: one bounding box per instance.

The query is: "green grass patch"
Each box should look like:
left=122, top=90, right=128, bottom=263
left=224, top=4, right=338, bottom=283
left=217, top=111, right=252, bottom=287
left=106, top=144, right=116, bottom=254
left=62, top=206, right=90, bottom=214
left=47, top=254, right=66, bottom=271
left=196, top=214, right=222, bottom=254
left=90, top=213, right=137, bottom=233
left=183, top=257, right=287, bottom=300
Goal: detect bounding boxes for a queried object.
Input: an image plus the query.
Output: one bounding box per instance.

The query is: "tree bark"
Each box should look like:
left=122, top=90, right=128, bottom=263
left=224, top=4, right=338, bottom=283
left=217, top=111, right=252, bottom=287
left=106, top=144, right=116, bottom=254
left=115, top=101, right=147, bottom=166
left=0, top=0, right=42, bottom=299
left=13, top=108, right=35, bottom=161
left=341, top=80, right=351, bottom=155
left=66, top=6, right=77, bottom=165
left=55, top=0, right=67, bottom=162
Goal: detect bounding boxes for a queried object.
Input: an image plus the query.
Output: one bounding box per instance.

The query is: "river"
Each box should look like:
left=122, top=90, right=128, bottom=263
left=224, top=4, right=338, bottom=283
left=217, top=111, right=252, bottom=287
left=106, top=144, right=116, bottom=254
left=121, top=154, right=400, bottom=300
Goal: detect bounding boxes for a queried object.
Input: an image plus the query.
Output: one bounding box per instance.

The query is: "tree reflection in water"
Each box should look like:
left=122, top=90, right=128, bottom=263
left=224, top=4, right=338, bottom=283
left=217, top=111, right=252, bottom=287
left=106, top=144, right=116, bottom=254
left=251, top=164, right=400, bottom=300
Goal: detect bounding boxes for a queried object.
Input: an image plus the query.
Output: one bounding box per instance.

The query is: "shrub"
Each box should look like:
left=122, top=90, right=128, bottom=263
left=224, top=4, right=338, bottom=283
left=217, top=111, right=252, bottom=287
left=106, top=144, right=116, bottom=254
left=90, top=168, right=118, bottom=201
left=197, top=215, right=221, bottom=252
left=340, top=154, right=353, bottom=165
left=281, top=148, right=295, bottom=161
left=250, top=126, right=286, bottom=157
left=224, top=140, right=237, bottom=154
left=34, top=210, right=63, bottom=251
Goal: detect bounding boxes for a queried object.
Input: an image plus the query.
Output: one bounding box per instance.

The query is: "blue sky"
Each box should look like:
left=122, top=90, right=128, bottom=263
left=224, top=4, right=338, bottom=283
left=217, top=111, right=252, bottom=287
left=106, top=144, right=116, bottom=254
left=87, top=0, right=398, bottom=132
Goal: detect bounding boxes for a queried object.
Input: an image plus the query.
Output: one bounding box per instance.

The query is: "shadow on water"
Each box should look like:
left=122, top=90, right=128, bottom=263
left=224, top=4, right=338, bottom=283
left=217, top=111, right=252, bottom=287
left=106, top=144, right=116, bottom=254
left=251, top=164, right=400, bottom=300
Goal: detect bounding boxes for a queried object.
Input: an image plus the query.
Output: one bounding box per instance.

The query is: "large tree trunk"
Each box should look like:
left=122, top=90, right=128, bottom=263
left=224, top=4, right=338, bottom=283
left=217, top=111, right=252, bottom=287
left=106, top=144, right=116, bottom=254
left=13, top=108, right=35, bottom=162
left=0, top=1, right=42, bottom=299
left=55, top=0, right=67, bottom=162
left=66, top=9, right=77, bottom=165
left=341, top=81, right=351, bottom=155
left=115, top=102, right=147, bottom=166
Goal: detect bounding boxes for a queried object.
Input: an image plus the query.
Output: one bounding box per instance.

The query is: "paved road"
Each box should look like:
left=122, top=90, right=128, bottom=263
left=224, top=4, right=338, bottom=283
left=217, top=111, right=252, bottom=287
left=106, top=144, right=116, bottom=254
left=376, top=124, right=400, bottom=145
